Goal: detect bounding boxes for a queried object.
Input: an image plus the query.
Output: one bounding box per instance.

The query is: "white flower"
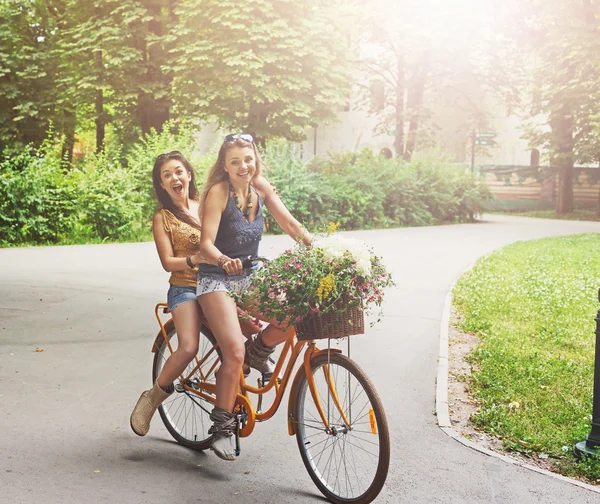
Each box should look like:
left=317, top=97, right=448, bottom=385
left=313, top=235, right=372, bottom=277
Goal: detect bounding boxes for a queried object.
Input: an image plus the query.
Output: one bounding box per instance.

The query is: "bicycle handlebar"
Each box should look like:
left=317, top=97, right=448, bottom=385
left=240, top=256, right=269, bottom=269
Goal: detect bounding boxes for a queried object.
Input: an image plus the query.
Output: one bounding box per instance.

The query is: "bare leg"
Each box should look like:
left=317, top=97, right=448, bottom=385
left=260, top=322, right=294, bottom=347
left=130, top=302, right=203, bottom=436
left=197, top=292, right=245, bottom=411
left=243, top=295, right=293, bottom=347
left=157, top=301, right=201, bottom=390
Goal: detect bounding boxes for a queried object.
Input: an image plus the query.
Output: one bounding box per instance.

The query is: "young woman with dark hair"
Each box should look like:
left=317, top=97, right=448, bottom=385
left=129, top=151, right=260, bottom=437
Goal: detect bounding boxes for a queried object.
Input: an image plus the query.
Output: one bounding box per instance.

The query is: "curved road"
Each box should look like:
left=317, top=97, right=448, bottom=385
left=2, top=215, right=600, bottom=503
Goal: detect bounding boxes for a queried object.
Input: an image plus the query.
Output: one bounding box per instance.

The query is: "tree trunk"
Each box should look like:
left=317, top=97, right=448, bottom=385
left=550, top=104, right=574, bottom=214
left=95, top=50, right=105, bottom=153
left=139, top=0, right=171, bottom=135
left=404, top=53, right=430, bottom=162
left=597, top=183, right=600, bottom=218
left=60, top=109, right=76, bottom=168
left=393, top=51, right=405, bottom=158
left=247, top=101, right=269, bottom=149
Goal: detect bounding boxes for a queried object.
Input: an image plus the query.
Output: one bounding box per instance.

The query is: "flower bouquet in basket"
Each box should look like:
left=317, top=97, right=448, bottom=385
left=249, top=224, right=395, bottom=340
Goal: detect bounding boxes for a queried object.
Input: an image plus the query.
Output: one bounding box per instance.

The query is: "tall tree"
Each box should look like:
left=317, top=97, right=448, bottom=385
left=0, top=0, right=65, bottom=152
left=358, top=0, right=499, bottom=161
left=140, top=0, right=174, bottom=135
left=58, top=0, right=156, bottom=153
left=503, top=0, right=600, bottom=213
left=168, top=0, right=354, bottom=144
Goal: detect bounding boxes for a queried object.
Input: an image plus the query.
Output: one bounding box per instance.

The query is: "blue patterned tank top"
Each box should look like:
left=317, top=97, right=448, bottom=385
left=198, top=190, right=264, bottom=278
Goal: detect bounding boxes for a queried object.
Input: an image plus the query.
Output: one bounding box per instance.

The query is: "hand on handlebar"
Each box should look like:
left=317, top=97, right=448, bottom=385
left=222, top=257, right=244, bottom=276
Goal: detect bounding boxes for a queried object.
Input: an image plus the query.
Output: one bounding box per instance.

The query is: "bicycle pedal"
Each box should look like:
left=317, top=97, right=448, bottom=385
left=260, top=373, right=273, bottom=387
left=260, top=373, right=282, bottom=387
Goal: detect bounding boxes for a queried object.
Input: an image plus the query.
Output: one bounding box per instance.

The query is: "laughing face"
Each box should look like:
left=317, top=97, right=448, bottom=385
left=160, top=159, right=191, bottom=201
left=224, top=147, right=256, bottom=184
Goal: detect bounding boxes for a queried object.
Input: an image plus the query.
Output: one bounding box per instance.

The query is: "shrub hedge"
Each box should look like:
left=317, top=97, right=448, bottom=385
left=0, top=132, right=492, bottom=246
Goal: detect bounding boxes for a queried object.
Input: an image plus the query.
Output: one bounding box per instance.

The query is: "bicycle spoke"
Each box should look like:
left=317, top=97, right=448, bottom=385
left=296, top=355, right=388, bottom=502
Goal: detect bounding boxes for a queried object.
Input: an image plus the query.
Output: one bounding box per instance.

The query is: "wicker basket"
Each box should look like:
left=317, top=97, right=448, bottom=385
left=295, top=300, right=365, bottom=341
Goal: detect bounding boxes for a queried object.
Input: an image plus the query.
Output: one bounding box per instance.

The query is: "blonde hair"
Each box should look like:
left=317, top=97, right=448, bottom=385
left=199, top=137, right=265, bottom=220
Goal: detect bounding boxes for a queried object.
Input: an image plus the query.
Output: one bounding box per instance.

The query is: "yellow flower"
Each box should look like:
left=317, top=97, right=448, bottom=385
left=316, top=273, right=336, bottom=302
left=327, top=221, right=340, bottom=236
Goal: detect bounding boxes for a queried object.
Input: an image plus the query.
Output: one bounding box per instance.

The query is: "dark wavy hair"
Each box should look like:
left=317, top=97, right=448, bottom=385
left=151, top=151, right=201, bottom=230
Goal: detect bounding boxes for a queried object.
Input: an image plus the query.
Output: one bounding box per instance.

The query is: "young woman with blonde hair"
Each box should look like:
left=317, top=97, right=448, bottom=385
left=197, top=134, right=312, bottom=460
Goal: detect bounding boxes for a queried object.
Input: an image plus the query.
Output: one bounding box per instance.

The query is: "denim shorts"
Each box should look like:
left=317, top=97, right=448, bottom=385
left=196, top=270, right=255, bottom=298
left=167, top=285, right=198, bottom=312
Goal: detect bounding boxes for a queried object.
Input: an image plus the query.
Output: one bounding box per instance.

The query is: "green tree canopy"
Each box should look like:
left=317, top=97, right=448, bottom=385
left=168, top=0, right=355, bottom=143
left=500, top=0, right=600, bottom=212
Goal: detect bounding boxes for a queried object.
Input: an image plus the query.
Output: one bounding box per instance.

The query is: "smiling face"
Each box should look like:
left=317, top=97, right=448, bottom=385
left=160, top=158, right=192, bottom=201
left=223, top=147, right=256, bottom=184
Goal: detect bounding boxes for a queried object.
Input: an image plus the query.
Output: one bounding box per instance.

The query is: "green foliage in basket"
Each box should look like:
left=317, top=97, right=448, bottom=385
left=241, top=225, right=395, bottom=328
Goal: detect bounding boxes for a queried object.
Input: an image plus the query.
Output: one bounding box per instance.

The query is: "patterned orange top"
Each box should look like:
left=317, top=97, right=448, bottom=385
left=160, top=208, right=204, bottom=288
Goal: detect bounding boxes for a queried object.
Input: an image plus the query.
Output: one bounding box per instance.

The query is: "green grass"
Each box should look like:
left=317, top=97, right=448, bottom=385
left=453, top=233, right=600, bottom=480
left=498, top=209, right=600, bottom=221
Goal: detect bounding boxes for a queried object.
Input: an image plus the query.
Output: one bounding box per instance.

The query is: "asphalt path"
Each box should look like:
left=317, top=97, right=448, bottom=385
left=2, top=214, right=600, bottom=504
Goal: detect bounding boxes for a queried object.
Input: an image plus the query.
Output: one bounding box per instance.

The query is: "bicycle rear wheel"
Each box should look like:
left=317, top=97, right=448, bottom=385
left=294, top=352, right=390, bottom=504
left=152, top=322, right=220, bottom=451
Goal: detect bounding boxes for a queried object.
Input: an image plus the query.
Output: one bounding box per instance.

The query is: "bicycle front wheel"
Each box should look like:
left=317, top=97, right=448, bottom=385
left=295, top=352, right=390, bottom=504
left=152, top=322, right=220, bottom=451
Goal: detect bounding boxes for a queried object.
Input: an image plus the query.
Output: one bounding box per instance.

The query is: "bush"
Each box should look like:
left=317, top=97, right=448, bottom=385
left=0, top=140, right=77, bottom=244
left=0, top=134, right=493, bottom=247
left=262, top=140, right=328, bottom=232
left=263, top=145, right=493, bottom=231
left=70, top=146, right=149, bottom=242
left=315, top=150, right=390, bottom=229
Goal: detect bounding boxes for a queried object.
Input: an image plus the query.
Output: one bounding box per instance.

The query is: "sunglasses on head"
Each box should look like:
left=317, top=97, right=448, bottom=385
left=156, top=150, right=183, bottom=160
left=223, top=133, right=253, bottom=144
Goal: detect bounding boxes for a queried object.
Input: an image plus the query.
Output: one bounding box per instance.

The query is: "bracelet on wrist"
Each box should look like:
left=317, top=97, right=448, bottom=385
left=186, top=255, right=195, bottom=269
left=217, top=254, right=230, bottom=269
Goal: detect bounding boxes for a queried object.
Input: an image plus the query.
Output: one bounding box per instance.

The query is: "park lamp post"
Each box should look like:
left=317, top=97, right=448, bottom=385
left=575, top=288, right=600, bottom=458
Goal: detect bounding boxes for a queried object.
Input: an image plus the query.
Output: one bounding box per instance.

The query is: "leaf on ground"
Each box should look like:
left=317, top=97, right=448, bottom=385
left=35, top=347, right=44, bottom=352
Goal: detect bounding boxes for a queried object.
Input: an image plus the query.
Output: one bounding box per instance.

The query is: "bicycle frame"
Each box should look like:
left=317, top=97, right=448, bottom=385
left=152, top=302, right=348, bottom=439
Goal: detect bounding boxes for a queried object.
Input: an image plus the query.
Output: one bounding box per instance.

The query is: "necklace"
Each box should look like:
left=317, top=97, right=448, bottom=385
left=230, top=183, right=253, bottom=219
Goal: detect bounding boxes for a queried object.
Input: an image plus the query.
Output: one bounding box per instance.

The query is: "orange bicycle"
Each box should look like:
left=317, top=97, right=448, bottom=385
left=150, top=275, right=390, bottom=503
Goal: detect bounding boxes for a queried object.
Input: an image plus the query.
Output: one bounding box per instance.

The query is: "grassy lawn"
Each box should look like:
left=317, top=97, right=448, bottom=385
left=453, top=233, right=600, bottom=480
left=498, top=209, right=600, bottom=222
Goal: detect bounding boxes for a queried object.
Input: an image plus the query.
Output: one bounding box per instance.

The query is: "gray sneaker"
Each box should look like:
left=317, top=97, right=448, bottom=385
left=209, top=407, right=237, bottom=461
left=209, top=430, right=236, bottom=461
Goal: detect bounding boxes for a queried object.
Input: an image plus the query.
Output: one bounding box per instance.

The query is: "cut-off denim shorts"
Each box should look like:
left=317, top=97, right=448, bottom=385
left=196, top=269, right=256, bottom=298
left=167, top=284, right=197, bottom=312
